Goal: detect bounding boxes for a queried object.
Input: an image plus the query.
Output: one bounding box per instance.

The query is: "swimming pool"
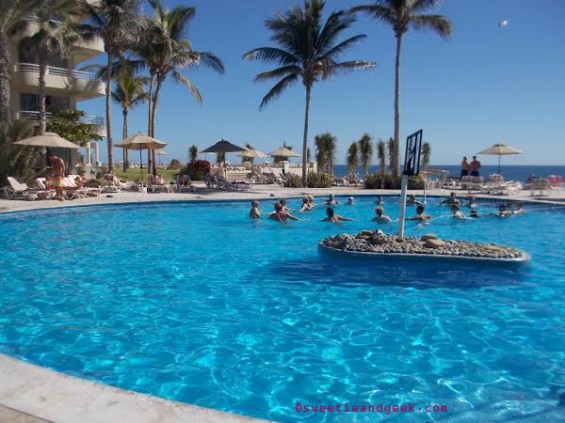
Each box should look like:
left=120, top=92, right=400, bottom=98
left=0, top=196, right=564, bottom=422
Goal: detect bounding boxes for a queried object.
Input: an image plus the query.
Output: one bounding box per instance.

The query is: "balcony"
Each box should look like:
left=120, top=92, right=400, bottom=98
left=11, top=63, right=105, bottom=100
left=18, top=15, right=104, bottom=63
left=16, top=111, right=106, bottom=136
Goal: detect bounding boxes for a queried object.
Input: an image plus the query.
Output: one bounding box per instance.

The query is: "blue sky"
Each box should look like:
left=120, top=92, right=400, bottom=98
left=80, top=0, right=565, bottom=166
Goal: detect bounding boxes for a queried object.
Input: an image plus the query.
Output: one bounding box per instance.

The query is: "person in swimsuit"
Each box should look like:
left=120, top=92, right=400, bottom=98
left=371, top=207, right=392, bottom=223
left=46, top=150, right=66, bottom=201
left=249, top=200, right=261, bottom=219
left=406, top=205, right=431, bottom=222
left=321, top=207, right=353, bottom=223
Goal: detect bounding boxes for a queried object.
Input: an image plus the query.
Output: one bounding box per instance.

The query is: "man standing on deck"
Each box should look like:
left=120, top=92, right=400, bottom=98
left=470, top=156, right=481, bottom=177
left=46, top=150, right=66, bottom=201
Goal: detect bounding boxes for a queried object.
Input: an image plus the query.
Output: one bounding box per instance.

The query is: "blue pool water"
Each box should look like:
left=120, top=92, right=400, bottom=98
left=0, top=196, right=564, bottom=422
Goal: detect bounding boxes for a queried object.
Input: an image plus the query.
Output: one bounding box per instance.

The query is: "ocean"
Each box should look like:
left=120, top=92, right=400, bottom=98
left=333, top=165, right=565, bottom=183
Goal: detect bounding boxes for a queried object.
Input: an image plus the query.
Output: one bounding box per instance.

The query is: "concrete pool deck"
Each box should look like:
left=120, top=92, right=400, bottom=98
left=1, top=182, right=564, bottom=422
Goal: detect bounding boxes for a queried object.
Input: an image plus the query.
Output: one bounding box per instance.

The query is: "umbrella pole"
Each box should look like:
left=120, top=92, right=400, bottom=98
left=140, top=150, right=143, bottom=184
left=498, top=155, right=501, bottom=175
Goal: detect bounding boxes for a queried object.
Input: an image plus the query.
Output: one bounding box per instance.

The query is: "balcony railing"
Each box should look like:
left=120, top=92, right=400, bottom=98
left=17, top=63, right=100, bottom=81
left=17, top=111, right=104, bottom=127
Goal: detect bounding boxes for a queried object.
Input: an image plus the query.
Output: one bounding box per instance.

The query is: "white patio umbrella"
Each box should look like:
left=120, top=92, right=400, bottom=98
left=115, top=132, right=167, bottom=181
left=156, top=149, right=169, bottom=165
left=477, top=142, right=523, bottom=174
left=13, top=132, right=80, bottom=149
left=268, top=146, right=300, bottom=158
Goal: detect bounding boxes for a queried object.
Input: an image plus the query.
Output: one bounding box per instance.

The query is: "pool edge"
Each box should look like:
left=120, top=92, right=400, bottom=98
left=0, top=354, right=274, bottom=423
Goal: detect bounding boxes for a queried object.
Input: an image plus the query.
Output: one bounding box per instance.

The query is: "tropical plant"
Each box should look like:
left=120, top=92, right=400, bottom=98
left=244, top=0, right=375, bottom=185
left=306, top=171, right=333, bottom=188
left=22, top=0, right=92, bottom=134
left=46, top=109, right=102, bottom=146
left=422, top=141, right=431, bottom=170
left=376, top=138, right=386, bottom=173
left=83, top=0, right=142, bottom=172
left=189, top=145, right=198, bottom=162
left=111, top=68, right=148, bottom=170
left=283, top=173, right=303, bottom=188
left=346, top=141, right=359, bottom=173
left=168, top=158, right=181, bottom=170
left=314, top=132, right=336, bottom=174
left=0, top=120, right=37, bottom=184
left=242, top=142, right=255, bottom=164
left=0, top=0, right=43, bottom=121
left=357, top=132, right=373, bottom=175
left=135, top=0, right=224, bottom=174
left=181, top=159, right=210, bottom=180
left=350, top=0, right=451, bottom=178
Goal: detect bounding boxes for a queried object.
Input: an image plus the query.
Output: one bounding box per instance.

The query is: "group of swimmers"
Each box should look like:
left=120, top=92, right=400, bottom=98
left=249, top=191, right=527, bottom=224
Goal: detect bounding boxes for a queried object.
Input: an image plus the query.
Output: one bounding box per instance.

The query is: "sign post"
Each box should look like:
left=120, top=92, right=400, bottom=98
left=397, top=130, right=423, bottom=240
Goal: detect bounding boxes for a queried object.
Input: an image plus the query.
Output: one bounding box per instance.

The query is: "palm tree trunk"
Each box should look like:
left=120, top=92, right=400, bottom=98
left=302, top=85, right=311, bottom=185
left=147, top=73, right=154, bottom=136
left=150, top=78, right=164, bottom=175
left=38, top=61, right=47, bottom=134
left=393, top=34, right=402, bottom=179
left=0, top=34, right=11, bottom=121
left=122, top=108, right=128, bottom=171
left=105, top=53, right=114, bottom=172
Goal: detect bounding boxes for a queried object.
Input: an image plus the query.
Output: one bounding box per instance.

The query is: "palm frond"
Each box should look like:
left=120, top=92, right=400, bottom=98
left=259, top=74, right=299, bottom=109
left=348, top=4, right=396, bottom=26
left=243, top=47, right=299, bottom=66
left=254, top=65, right=302, bottom=82
left=411, top=15, right=452, bottom=37
left=172, top=71, right=202, bottom=104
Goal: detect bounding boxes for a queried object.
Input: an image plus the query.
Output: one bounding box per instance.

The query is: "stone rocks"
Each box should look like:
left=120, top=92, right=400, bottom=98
left=321, top=230, right=528, bottom=260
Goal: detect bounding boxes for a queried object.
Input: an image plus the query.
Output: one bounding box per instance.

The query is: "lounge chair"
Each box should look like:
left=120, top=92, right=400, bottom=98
left=176, top=175, right=197, bottom=192
left=529, top=178, right=549, bottom=196
left=1, top=177, right=47, bottom=200
left=148, top=175, right=171, bottom=193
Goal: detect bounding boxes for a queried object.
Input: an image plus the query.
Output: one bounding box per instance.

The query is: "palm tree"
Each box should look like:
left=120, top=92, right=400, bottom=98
left=136, top=0, right=224, bottom=174
left=357, top=132, right=373, bottom=175
left=350, top=0, right=451, bottom=178
left=83, top=0, right=142, bottom=172
left=387, top=137, right=395, bottom=173
left=346, top=141, right=359, bottom=174
left=0, top=0, right=42, bottom=121
left=376, top=138, right=386, bottom=174
left=189, top=145, right=197, bottom=162
left=422, top=141, right=431, bottom=170
left=314, top=132, right=336, bottom=174
left=23, top=0, right=91, bottom=134
left=244, top=0, right=375, bottom=185
left=112, top=68, right=147, bottom=170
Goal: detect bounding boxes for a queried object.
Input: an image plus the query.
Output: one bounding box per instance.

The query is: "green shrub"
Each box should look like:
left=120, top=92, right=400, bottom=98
left=284, top=174, right=303, bottom=188
left=306, top=172, right=333, bottom=188
left=364, top=173, right=425, bottom=190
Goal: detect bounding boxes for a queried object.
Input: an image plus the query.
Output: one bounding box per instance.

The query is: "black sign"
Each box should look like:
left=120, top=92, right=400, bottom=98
left=403, top=130, right=423, bottom=176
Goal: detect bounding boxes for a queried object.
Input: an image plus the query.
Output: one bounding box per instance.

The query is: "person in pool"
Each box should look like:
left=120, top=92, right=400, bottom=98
left=324, top=194, right=339, bottom=206
left=440, top=192, right=459, bottom=206
left=376, top=195, right=384, bottom=205
left=406, top=205, right=431, bottom=222
left=491, top=203, right=512, bottom=218
left=270, top=202, right=300, bottom=223
left=451, top=204, right=466, bottom=220
left=299, top=196, right=314, bottom=212
left=347, top=196, right=354, bottom=205
left=406, top=194, right=423, bottom=206
left=249, top=200, right=261, bottom=219
left=371, top=207, right=392, bottom=223
left=321, top=207, right=353, bottom=223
